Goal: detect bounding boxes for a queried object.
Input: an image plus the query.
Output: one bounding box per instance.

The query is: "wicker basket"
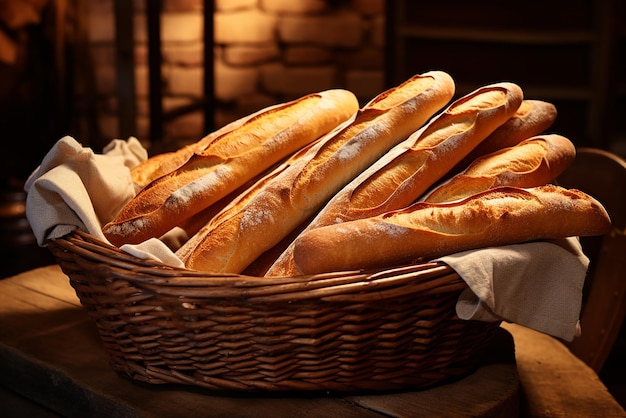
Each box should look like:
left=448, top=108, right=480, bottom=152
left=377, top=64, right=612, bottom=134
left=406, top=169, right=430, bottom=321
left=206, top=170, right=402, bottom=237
left=47, top=229, right=501, bottom=392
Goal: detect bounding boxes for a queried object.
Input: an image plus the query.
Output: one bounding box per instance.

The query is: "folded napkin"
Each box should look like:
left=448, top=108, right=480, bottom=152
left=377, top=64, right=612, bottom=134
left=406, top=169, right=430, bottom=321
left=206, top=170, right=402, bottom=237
left=24, top=136, right=184, bottom=268
left=25, top=136, right=589, bottom=341
left=436, top=238, right=587, bottom=341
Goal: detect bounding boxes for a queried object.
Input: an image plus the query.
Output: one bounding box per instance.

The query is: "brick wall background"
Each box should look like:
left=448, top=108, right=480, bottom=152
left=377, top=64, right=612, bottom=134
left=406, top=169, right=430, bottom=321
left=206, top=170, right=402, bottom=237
left=85, top=0, right=386, bottom=153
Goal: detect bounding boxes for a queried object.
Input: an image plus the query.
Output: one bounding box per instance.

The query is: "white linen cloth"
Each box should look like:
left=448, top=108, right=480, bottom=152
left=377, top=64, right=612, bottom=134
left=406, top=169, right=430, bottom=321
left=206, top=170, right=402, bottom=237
left=24, top=136, right=588, bottom=341
left=437, top=238, right=587, bottom=341
left=24, top=135, right=184, bottom=268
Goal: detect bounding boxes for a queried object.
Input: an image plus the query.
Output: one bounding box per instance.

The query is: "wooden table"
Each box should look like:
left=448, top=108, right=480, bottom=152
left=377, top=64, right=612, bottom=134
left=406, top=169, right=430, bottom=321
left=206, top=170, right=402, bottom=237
left=0, top=265, right=624, bottom=417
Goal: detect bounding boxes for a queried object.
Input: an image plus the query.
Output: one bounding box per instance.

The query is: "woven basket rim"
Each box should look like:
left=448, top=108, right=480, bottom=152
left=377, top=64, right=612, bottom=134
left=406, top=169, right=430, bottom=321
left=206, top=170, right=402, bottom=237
left=48, top=229, right=464, bottom=303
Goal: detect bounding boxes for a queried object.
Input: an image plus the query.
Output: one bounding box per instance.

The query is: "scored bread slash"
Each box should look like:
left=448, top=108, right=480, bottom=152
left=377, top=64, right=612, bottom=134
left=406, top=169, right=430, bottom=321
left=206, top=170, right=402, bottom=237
left=177, top=70, right=456, bottom=273
left=265, top=81, right=525, bottom=276
left=292, top=184, right=612, bottom=275
left=102, top=89, right=360, bottom=246
left=469, top=99, right=558, bottom=156
left=420, top=134, right=576, bottom=203
left=452, top=99, right=558, bottom=173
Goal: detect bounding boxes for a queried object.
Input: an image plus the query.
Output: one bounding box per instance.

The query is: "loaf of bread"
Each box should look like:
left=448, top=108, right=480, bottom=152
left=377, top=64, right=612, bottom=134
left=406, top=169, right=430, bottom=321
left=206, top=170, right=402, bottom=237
left=453, top=99, right=557, bottom=172
left=177, top=71, right=456, bottom=273
left=292, top=184, right=612, bottom=275
left=265, top=82, right=524, bottom=276
left=420, top=134, right=576, bottom=203
left=103, top=89, right=360, bottom=246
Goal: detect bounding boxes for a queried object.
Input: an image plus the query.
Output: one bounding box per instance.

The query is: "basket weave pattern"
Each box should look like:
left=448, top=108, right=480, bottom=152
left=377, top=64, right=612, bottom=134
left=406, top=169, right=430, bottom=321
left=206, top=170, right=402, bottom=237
left=48, top=230, right=500, bottom=391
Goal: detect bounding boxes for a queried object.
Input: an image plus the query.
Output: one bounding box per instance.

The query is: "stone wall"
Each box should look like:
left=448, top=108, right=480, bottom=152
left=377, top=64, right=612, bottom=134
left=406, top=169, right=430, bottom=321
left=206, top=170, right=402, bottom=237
left=85, top=0, right=385, bottom=153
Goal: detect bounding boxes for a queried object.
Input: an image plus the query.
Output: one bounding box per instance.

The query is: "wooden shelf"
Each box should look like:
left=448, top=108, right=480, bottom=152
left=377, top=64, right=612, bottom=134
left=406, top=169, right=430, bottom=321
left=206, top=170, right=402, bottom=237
left=385, top=0, right=625, bottom=151
left=451, top=83, right=594, bottom=102
left=396, top=26, right=596, bottom=45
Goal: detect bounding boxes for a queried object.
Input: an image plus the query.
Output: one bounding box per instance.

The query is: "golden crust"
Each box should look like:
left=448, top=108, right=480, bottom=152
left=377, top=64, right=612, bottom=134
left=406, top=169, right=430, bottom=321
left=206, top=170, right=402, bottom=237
left=454, top=99, right=557, bottom=172
left=421, top=134, right=576, bottom=203
left=293, top=185, right=611, bottom=275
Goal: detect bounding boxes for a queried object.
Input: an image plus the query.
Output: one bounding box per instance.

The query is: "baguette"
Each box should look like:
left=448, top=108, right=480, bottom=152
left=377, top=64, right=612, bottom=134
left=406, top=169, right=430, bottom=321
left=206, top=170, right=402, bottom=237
left=453, top=99, right=557, bottom=172
left=178, top=71, right=456, bottom=273
left=103, top=89, right=360, bottom=246
left=265, top=82, right=524, bottom=276
left=292, top=184, right=612, bottom=275
left=420, top=134, right=576, bottom=203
